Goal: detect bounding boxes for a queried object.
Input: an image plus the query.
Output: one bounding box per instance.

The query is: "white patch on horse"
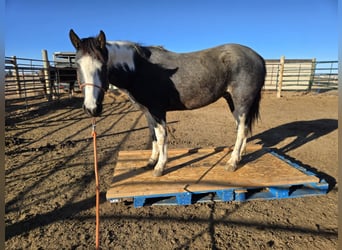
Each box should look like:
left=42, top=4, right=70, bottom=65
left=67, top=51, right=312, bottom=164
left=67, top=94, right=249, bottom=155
left=153, top=123, right=167, bottom=177
left=78, top=55, right=103, bottom=110
left=107, top=41, right=135, bottom=71
left=148, top=141, right=159, bottom=166
left=227, top=113, right=247, bottom=171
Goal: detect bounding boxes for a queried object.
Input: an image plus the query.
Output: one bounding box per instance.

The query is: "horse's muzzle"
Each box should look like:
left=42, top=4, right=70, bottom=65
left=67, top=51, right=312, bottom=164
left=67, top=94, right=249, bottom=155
left=83, top=104, right=103, bottom=117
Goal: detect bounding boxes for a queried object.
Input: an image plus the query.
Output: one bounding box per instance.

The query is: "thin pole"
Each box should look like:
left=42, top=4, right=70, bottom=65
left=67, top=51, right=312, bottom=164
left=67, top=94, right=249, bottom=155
left=277, top=56, right=285, bottom=98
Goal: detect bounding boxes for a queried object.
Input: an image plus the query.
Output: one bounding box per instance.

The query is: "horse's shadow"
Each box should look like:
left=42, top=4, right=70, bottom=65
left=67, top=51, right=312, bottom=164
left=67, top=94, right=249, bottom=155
left=249, top=118, right=337, bottom=152
left=248, top=118, right=338, bottom=190
left=108, top=118, right=337, bottom=194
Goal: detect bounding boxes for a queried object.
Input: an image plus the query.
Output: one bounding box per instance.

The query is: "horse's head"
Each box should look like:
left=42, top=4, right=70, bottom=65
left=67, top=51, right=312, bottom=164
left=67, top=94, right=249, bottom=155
left=69, top=29, right=109, bottom=117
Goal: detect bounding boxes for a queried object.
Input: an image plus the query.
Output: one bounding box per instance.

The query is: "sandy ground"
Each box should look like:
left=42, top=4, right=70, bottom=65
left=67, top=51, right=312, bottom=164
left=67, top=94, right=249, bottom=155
left=5, top=90, right=337, bottom=249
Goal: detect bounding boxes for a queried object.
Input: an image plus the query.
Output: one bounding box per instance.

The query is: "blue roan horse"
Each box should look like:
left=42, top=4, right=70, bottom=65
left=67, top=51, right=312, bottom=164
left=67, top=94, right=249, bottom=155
left=69, top=30, right=266, bottom=177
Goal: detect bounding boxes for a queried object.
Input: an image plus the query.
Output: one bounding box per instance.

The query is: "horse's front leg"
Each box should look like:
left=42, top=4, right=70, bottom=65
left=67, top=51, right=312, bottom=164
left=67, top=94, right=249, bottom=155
left=144, top=111, right=168, bottom=176
left=145, top=112, right=159, bottom=168
left=147, top=128, right=158, bottom=168
left=153, top=121, right=168, bottom=177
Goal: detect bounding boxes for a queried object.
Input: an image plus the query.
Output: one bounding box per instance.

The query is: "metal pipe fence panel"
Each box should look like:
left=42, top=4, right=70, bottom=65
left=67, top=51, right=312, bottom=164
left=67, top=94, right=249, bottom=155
left=264, top=59, right=338, bottom=92
left=5, top=56, right=79, bottom=112
left=5, top=56, right=79, bottom=98
left=4, top=54, right=338, bottom=111
left=5, top=57, right=46, bottom=101
left=312, top=61, right=338, bottom=91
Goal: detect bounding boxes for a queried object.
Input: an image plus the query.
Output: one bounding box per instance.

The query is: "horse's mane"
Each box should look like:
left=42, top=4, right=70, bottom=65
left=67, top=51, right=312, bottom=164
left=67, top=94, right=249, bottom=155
left=116, top=42, right=167, bottom=59
left=79, top=37, right=108, bottom=62
left=150, top=45, right=167, bottom=51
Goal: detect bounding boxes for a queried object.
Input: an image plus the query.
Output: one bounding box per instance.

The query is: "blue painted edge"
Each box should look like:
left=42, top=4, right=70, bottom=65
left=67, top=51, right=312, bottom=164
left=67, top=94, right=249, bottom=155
left=267, top=148, right=321, bottom=178
left=109, top=181, right=329, bottom=207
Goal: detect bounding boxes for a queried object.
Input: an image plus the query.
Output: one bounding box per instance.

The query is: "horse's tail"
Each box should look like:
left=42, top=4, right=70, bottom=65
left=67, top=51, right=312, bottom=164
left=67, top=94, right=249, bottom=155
left=246, top=89, right=261, bottom=134
left=223, top=56, right=266, bottom=134
left=246, top=58, right=266, bottom=134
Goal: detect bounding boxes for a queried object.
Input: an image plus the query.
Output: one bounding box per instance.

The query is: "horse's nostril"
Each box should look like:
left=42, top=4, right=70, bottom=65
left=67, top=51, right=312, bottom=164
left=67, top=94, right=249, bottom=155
left=83, top=104, right=102, bottom=117
left=83, top=105, right=94, bottom=117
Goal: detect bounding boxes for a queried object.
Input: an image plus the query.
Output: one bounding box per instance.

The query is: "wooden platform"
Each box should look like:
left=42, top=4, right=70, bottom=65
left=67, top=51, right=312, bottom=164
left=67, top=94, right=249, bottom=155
left=106, top=145, right=328, bottom=207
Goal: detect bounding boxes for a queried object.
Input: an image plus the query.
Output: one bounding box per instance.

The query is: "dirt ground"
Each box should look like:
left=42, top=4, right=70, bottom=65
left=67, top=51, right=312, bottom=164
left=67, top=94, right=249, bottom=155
left=5, top=90, right=338, bottom=249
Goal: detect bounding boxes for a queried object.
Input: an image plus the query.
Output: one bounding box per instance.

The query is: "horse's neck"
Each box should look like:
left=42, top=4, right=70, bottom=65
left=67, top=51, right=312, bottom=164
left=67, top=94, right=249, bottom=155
left=106, top=41, right=136, bottom=72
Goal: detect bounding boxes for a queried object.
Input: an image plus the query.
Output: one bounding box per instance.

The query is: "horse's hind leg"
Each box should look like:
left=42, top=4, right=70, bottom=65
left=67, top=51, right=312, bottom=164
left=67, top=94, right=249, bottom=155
left=223, top=92, right=247, bottom=170
left=226, top=113, right=248, bottom=171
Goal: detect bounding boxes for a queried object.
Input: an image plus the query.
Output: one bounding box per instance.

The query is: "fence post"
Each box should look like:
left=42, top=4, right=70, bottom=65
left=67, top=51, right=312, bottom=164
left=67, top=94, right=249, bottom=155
left=41, top=49, right=52, bottom=101
left=277, top=56, right=285, bottom=98
left=308, top=58, right=316, bottom=91
left=12, top=56, right=22, bottom=98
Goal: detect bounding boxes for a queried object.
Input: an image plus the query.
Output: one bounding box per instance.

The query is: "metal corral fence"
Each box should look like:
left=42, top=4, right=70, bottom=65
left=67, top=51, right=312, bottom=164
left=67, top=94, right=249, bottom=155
left=5, top=52, right=78, bottom=111
left=4, top=52, right=339, bottom=110
left=5, top=56, right=47, bottom=100
left=265, top=57, right=338, bottom=96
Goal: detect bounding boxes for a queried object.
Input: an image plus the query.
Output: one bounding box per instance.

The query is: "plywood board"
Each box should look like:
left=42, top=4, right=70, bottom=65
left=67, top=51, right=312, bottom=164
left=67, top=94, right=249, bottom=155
left=107, top=145, right=319, bottom=200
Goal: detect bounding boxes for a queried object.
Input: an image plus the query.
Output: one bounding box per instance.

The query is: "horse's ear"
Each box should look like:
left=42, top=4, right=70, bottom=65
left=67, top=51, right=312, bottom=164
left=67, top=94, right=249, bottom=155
left=98, top=30, right=106, bottom=49
left=69, top=29, right=81, bottom=50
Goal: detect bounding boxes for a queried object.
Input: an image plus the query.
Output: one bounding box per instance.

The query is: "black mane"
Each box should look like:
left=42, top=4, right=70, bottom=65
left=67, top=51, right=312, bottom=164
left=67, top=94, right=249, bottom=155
left=77, top=37, right=108, bottom=63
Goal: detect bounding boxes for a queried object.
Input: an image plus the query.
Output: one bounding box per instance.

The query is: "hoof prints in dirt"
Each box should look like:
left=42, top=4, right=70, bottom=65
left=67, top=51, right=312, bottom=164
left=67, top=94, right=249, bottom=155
left=33, top=143, right=56, bottom=152
left=59, top=140, right=76, bottom=149
left=5, top=137, right=29, bottom=146
left=33, top=140, right=77, bottom=152
left=41, top=140, right=76, bottom=152
left=5, top=138, right=78, bottom=155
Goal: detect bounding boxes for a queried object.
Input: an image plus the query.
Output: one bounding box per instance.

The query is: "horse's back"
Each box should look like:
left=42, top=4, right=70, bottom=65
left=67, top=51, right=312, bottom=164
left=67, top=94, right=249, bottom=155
left=148, top=43, right=265, bottom=83
left=148, top=43, right=264, bottom=64
left=144, top=44, right=265, bottom=110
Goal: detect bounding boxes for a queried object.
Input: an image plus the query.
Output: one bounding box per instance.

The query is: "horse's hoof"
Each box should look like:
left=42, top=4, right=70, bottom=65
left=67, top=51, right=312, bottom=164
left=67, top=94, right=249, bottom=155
left=153, top=169, right=163, bottom=177
left=143, top=159, right=157, bottom=170
left=225, top=163, right=237, bottom=172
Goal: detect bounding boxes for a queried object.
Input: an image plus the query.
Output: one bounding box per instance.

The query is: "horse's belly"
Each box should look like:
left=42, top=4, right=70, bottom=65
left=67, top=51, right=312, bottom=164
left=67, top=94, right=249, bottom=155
left=167, top=84, right=224, bottom=111
left=181, top=95, right=221, bottom=110
left=170, top=76, right=227, bottom=110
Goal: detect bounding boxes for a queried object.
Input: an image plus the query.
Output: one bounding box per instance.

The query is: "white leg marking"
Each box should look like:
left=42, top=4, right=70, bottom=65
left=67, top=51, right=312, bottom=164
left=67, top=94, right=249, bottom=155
left=153, top=123, right=167, bottom=177
left=148, top=140, right=159, bottom=167
left=240, top=136, right=247, bottom=158
left=227, top=114, right=247, bottom=171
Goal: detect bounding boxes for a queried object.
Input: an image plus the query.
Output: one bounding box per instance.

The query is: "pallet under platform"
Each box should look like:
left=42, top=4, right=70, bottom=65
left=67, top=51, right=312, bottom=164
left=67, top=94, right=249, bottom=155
left=106, top=145, right=328, bottom=207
